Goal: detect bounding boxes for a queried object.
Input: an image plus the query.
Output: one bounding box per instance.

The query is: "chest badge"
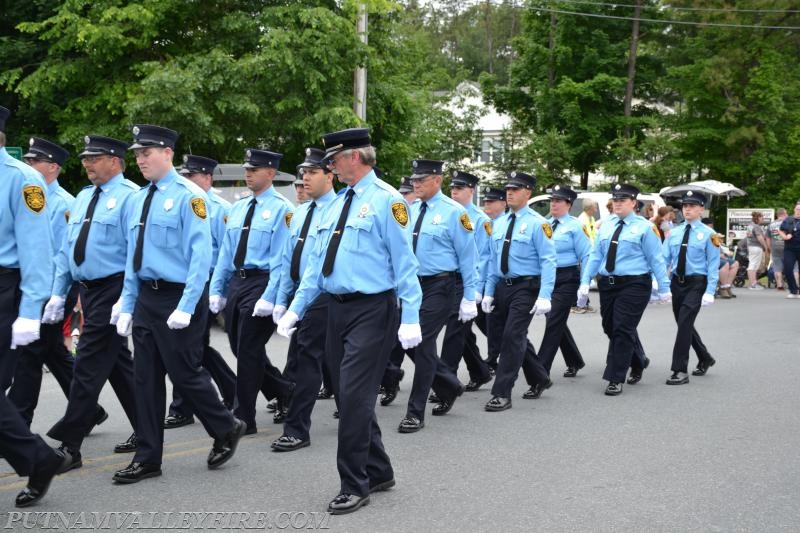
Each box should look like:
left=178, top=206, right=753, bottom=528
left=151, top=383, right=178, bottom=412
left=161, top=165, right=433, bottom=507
left=696, top=232, right=704, bottom=240
left=432, top=213, right=442, bottom=225
left=358, top=204, right=369, bottom=218
left=519, top=223, right=528, bottom=235
left=262, top=209, right=272, bottom=220
left=106, top=197, right=117, bottom=210
left=163, top=198, right=174, bottom=211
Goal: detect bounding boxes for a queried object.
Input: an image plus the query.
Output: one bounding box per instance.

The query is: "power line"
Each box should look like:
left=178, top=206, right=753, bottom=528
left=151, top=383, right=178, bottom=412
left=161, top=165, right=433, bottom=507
left=530, top=6, right=800, bottom=30
left=550, top=0, right=800, bottom=15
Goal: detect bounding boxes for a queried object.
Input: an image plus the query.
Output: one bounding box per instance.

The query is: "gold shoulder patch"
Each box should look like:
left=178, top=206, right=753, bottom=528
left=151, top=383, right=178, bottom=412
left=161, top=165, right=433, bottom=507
left=64, top=210, right=70, bottom=223
left=285, top=212, right=293, bottom=228
left=22, top=185, right=46, bottom=214
left=541, top=223, right=553, bottom=239
left=190, top=197, right=207, bottom=219
left=391, top=202, right=409, bottom=227
left=460, top=213, right=474, bottom=232
left=483, top=220, right=492, bottom=236
left=651, top=225, right=661, bottom=238
left=710, top=234, right=721, bottom=247
left=582, top=225, right=590, bottom=239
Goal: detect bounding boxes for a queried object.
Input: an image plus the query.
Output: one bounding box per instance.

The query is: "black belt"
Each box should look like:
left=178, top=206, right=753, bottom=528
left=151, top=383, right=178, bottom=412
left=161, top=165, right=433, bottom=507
left=556, top=265, right=579, bottom=273
left=236, top=268, right=269, bottom=279
left=142, top=279, right=185, bottom=291
left=418, top=271, right=461, bottom=282
left=329, top=289, right=392, bottom=304
left=671, top=274, right=707, bottom=285
left=0, top=267, right=20, bottom=276
left=78, top=272, right=124, bottom=289
left=600, top=274, right=651, bottom=286
left=501, top=275, right=539, bottom=287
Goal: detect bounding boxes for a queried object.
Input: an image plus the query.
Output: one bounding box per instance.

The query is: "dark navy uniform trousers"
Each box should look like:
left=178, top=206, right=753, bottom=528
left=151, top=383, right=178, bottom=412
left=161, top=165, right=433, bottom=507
left=440, top=276, right=492, bottom=384
left=47, top=276, right=137, bottom=450
left=536, top=266, right=585, bottom=373
left=328, top=290, right=397, bottom=498
left=131, top=283, right=234, bottom=465
left=225, top=272, right=292, bottom=430
left=669, top=275, right=713, bottom=373
left=598, top=274, right=651, bottom=383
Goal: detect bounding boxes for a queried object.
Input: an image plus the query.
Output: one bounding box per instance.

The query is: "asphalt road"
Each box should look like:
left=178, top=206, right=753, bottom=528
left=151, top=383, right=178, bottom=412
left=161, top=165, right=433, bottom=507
left=1, top=287, right=798, bottom=532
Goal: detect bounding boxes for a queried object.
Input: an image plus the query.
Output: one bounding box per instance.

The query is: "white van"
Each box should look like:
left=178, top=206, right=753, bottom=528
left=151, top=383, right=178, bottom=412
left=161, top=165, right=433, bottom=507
left=528, top=191, right=665, bottom=222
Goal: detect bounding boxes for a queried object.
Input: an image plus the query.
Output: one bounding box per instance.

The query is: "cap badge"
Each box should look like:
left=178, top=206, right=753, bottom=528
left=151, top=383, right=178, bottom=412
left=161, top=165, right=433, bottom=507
left=132, top=126, right=140, bottom=135
left=614, top=184, right=621, bottom=190
left=305, top=148, right=311, bottom=156
left=687, top=191, right=693, bottom=196
left=183, top=154, right=189, bottom=162
left=412, top=160, right=418, bottom=168
left=510, top=171, right=517, bottom=178
left=452, top=170, right=458, bottom=178
left=29, top=138, right=35, bottom=146
left=246, top=149, right=252, bottom=158
left=84, top=136, right=91, bottom=144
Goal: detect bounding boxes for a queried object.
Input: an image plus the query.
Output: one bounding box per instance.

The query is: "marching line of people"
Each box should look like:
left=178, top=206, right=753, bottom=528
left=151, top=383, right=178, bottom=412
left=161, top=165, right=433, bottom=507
left=1, top=108, right=742, bottom=514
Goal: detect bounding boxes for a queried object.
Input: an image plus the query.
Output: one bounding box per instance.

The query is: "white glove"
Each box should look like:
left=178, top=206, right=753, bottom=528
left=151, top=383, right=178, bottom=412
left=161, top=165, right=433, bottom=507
left=209, top=295, right=226, bottom=314
left=481, top=296, right=495, bottom=314
left=458, top=298, right=478, bottom=322
left=277, top=311, right=299, bottom=338
left=252, top=299, right=274, bottom=317
left=272, top=304, right=287, bottom=324
left=659, top=292, right=672, bottom=303
left=701, top=293, right=714, bottom=306
left=110, top=299, right=122, bottom=325
left=652, top=279, right=659, bottom=291
left=11, top=317, right=41, bottom=349
left=116, top=313, right=133, bottom=337
left=398, top=323, right=422, bottom=350
left=576, top=284, right=590, bottom=308
left=475, top=292, right=483, bottom=304
left=531, top=298, right=552, bottom=316
left=42, top=295, right=66, bottom=324
left=166, top=309, right=192, bottom=330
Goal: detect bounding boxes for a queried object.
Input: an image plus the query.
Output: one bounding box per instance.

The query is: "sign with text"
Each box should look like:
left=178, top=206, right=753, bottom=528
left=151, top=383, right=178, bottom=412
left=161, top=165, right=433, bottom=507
left=726, top=208, right=774, bottom=245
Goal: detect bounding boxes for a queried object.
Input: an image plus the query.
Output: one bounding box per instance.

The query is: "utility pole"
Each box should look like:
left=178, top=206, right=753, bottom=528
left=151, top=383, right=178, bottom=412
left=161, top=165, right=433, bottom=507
left=354, top=3, right=368, bottom=121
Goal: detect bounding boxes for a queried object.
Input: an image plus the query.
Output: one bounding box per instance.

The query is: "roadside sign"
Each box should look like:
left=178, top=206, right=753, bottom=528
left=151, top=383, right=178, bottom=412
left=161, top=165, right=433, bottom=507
left=6, top=147, right=23, bottom=160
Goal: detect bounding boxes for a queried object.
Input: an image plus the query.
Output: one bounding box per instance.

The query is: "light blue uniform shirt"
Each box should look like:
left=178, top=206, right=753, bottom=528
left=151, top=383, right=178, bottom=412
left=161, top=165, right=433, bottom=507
left=121, top=169, right=212, bottom=314
left=485, top=207, right=556, bottom=300
left=276, top=189, right=336, bottom=308
left=465, top=201, right=492, bottom=296
left=207, top=189, right=231, bottom=269
left=548, top=214, right=592, bottom=280
left=0, top=147, right=54, bottom=319
left=210, top=185, right=293, bottom=303
left=582, top=211, right=669, bottom=291
left=52, top=173, right=139, bottom=296
left=663, top=220, right=720, bottom=295
left=46, top=180, right=74, bottom=250
left=289, top=170, right=423, bottom=324
left=411, top=191, right=477, bottom=300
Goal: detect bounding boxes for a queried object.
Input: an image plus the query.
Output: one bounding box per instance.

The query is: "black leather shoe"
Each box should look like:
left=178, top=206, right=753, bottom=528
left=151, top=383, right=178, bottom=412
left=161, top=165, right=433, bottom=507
left=332, top=409, right=339, bottom=419
left=317, top=387, right=333, bottom=399
left=369, top=478, right=396, bottom=493
left=112, top=462, right=162, bottom=484
left=15, top=448, right=70, bottom=508
left=113, top=433, right=138, bottom=453
left=273, top=407, right=288, bottom=424
left=58, top=446, right=82, bottom=472
left=428, top=392, right=441, bottom=403
left=398, top=415, right=424, bottom=433
left=207, top=418, right=246, bottom=469
left=328, top=493, right=370, bottom=515
left=465, top=375, right=492, bottom=391
left=605, top=382, right=623, bottom=396
left=666, top=372, right=690, bottom=385
left=164, top=413, right=195, bottom=429
left=627, top=369, right=643, bottom=385
left=563, top=366, right=581, bottom=378
left=85, top=407, right=109, bottom=436
left=522, top=379, right=552, bottom=399
left=271, top=435, right=310, bottom=452
left=692, top=356, right=716, bottom=376
left=432, top=384, right=465, bottom=416
left=245, top=424, right=257, bottom=435
left=484, top=396, right=512, bottom=412
left=266, top=399, right=277, bottom=412
left=380, top=384, right=399, bottom=406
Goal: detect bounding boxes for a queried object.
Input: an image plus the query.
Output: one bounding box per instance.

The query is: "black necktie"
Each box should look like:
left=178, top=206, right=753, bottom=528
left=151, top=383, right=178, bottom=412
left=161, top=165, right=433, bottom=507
left=73, top=186, right=101, bottom=266
left=412, top=202, right=428, bottom=253
left=290, top=201, right=316, bottom=282
left=551, top=219, right=560, bottom=231
left=233, top=198, right=257, bottom=270
left=133, top=183, right=158, bottom=272
left=500, top=213, right=516, bottom=275
left=604, top=219, right=625, bottom=273
left=322, top=189, right=355, bottom=277
left=676, top=224, right=691, bottom=277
